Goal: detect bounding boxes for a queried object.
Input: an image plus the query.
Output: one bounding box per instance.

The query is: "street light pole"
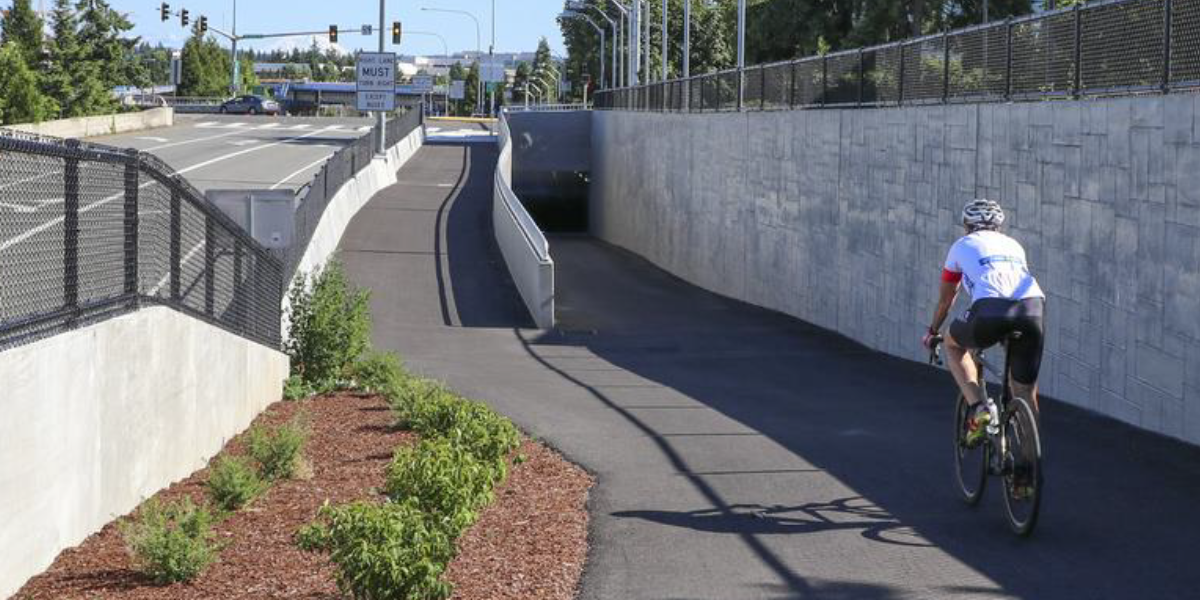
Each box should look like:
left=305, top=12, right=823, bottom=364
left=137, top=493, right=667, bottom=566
left=736, top=0, right=745, bottom=110
left=661, top=0, right=666, bottom=82
left=561, top=11, right=604, bottom=91
left=230, top=0, right=238, bottom=94
left=608, top=0, right=630, bottom=88
left=378, top=0, right=386, bottom=154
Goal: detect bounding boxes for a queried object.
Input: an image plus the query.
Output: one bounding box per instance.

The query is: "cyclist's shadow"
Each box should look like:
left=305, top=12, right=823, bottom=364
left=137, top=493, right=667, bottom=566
left=612, top=495, right=932, bottom=548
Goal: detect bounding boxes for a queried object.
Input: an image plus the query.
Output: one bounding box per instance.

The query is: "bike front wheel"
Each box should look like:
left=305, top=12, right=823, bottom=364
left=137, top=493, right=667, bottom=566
left=954, top=395, right=988, bottom=506
left=1001, top=396, right=1043, bottom=536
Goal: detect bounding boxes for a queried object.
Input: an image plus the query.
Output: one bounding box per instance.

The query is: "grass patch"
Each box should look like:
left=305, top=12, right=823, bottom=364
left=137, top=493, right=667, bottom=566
left=121, top=497, right=220, bottom=584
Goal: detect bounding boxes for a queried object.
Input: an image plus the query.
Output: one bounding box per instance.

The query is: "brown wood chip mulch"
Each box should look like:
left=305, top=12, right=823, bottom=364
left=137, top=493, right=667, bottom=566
left=13, top=393, right=594, bottom=600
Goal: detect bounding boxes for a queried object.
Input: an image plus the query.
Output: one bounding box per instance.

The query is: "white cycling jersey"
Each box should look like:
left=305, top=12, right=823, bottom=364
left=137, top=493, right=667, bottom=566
left=942, top=230, right=1044, bottom=303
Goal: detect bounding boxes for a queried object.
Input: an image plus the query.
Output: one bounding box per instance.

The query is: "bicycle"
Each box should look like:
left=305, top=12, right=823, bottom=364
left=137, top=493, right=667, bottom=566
left=929, top=333, right=1044, bottom=536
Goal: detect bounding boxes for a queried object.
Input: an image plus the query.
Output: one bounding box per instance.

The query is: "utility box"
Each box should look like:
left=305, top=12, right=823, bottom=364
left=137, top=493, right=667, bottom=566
left=206, top=189, right=297, bottom=249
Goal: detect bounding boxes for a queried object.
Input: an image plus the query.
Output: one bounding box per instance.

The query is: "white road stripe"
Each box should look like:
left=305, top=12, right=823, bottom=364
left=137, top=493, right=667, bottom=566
left=290, top=124, right=311, bottom=130
left=357, top=126, right=372, bottom=132
left=135, top=136, right=169, bottom=143
left=195, top=121, right=219, bottom=128
left=0, top=170, right=59, bottom=191
left=258, top=123, right=280, bottom=129
left=269, top=156, right=333, bottom=190
left=174, top=127, right=330, bottom=176
left=148, top=239, right=205, bottom=296
left=145, top=129, right=251, bottom=152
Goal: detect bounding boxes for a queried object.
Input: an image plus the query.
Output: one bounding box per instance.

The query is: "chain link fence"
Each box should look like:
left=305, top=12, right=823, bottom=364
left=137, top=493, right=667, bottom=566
left=594, top=0, right=1199, bottom=112
left=0, top=129, right=283, bottom=351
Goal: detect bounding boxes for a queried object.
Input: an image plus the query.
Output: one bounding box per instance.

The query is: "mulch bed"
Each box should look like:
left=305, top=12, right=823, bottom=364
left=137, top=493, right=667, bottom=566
left=14, top=393, right=594, bottom=600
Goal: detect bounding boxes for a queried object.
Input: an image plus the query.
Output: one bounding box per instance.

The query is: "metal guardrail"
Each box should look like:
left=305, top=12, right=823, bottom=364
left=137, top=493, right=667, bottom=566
left=506, top=104, right=590, bottom=113
left=283, top=107, right=424, bottom=282
left=596, top=0, right=1199, bottom=112
left=0, top=129, right=284, bottom=351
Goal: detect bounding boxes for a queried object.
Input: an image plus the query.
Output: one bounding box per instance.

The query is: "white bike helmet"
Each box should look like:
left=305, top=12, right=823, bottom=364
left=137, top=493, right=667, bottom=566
left=962, top=198, right=1005, bottom=231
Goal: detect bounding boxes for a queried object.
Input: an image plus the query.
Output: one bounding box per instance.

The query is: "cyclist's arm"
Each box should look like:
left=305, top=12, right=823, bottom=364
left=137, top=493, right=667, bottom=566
left=928, top=271, right=961, bottom=333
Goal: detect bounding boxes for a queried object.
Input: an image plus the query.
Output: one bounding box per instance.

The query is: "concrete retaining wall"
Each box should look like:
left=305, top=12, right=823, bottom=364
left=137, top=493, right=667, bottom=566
left=496, top=112, right=555, bottom=329
left=5, top=107, right=174, bottom=139
left=591, top=96, right=1200, bottom=446
left=0, top=306, right=289, bottom=598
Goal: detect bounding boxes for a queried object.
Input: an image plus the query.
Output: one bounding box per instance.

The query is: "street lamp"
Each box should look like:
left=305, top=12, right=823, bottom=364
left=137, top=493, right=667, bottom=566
left=536, top=62, right=560, bottom=103
left=604, top=0, right=630, bottom=88
left=567, top=1, right=617, bottom=90
left=560, top=11, right=605, bottom=91
left=420, top=7, right=483, bottom=115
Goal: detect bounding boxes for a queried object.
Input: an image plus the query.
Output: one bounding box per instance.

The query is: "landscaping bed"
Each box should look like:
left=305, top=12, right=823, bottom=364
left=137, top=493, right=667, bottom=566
left=14, top=392, right=592, bottom=599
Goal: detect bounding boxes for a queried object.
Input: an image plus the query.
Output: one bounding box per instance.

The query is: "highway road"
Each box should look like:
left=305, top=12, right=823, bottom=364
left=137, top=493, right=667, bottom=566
left=90, top=114, right=377, bottom=193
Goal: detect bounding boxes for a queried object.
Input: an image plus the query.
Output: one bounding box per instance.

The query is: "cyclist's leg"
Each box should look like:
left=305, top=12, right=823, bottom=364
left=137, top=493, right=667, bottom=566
left=946, top=316, right=988, bottom=407
left=1007, top=299, right=1046, bottom=412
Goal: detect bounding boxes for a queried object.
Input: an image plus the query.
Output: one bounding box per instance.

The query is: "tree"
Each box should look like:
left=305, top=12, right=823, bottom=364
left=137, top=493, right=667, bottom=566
left=0, top=41, right=58, bottom=124
left=76, top=0, right=141, bottom=90
left=179, top=26, right=230, bottom=97
left=1, top=0, right=44, bottom=70
left=464, top=61, right=481, bottom=115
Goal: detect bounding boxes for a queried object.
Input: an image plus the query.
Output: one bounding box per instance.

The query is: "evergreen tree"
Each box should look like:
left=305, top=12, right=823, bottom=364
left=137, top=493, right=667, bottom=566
left=0, top=41, right=58, bottom=124
left=465, top=61, right=481, bottom=114
left=75, top=0, right=140, bottom=90
left=179, top=26, right=231, bottom=97
left=1, top=0, right=44, bottom=70
left=44, top=0, right=109, bottom=117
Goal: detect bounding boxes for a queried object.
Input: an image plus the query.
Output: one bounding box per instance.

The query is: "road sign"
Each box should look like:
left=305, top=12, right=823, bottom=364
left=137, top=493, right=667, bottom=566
left=361, top=24, right=373, bottom=36
left=450, top=80, right=465, bottom=100
left=356, top=52, right=396, bottom=112
left=481, top=62, right=506, bottom=83
left=411, top=75, right=434, bottom=93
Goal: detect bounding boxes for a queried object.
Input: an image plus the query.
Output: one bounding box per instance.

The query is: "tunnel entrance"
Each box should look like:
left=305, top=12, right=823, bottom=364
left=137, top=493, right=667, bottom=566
left=506, top=111, right=591, bottom=233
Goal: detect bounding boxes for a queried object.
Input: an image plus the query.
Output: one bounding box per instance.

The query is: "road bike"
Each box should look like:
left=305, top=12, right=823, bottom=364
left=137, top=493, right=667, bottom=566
left=930, top=333, right=1043, bottom=536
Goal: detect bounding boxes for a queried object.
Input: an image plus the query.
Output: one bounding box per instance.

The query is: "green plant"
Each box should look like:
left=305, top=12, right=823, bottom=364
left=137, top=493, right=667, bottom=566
left=352, top=350, right=407, bottom=395
left=247, top=415, right=310, bottom=482
left=384, top=438, right=498, bottom=536
left=405, top=394, right=520, bottom=467
left=386, top=377, right=449, bottom=425
left=206, top=456, right=266, bottom=511
left=121, top=497, right=220, bottom=584
left=282, top=375, right=315, bottom=401
left=285, top=259, right=372, bottom=385
left=297, top=501, right=454, bottom=600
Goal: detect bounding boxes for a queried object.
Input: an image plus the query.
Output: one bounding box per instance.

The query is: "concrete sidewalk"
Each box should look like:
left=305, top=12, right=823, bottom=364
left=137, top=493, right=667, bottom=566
left=341, top=139, right=1200, bottom=600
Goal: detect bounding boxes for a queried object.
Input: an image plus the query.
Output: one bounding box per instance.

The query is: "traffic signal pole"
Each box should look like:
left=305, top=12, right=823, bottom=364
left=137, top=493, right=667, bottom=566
left=378, top=0, right=387, bottom=155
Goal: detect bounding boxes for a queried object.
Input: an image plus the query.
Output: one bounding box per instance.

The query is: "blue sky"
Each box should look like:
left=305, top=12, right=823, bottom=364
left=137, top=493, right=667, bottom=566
left=93, top=0, right=566, bottom=56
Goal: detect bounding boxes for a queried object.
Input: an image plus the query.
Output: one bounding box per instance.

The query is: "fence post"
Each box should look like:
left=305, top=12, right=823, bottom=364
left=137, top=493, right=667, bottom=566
left=943, top=30, right=951, bottom=103
left=761, top=67, right=767, bottom=110
left=1164, top=0, right=1173, bottom=93
left=821, top=56, right=828, bottom=107
left=123, top=149, right=139, bottom=301
left=204, top=216, right=215, bottom=316
left=170, top=188, right=181, bottom=301
left=858, top=48, right=865, bottom=107
left=63, top=140, right=80, bottom=315
left=789, top=61, right=797, bottom=108
left=233, top=241, right=243, bottom=332
left=1073, top=4, right=1083, bottom=99
left=1005, top=18, right=1014, bottom=101
left=898, top=43, right=906, bottom=106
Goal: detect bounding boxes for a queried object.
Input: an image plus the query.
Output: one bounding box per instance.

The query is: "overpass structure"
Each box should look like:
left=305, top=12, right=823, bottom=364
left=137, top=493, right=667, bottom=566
left=5, top=22, right=1200, bottom=595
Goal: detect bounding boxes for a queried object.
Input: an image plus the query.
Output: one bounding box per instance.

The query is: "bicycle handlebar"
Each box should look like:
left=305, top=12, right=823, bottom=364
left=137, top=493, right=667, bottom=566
left=928, top=335, right=944, bottom=366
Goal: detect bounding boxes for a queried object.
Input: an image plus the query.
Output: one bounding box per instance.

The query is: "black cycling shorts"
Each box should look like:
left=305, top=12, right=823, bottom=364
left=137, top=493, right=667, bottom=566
left=949, top=297, right=1046, bottom=385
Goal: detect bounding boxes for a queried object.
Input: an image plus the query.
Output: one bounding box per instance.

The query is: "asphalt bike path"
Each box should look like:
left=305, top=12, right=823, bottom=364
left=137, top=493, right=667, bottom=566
left=340, top=132, right=1200, bottom=600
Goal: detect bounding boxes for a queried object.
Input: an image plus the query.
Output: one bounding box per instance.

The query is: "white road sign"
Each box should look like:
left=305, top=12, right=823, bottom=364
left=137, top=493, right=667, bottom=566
left=411, top=75, right=434, bottom=93
left=450, top=80, right=465, bottom=100
left=356, top=52, right=396, bottom=112
left=481, top=62, right=506, bottom=83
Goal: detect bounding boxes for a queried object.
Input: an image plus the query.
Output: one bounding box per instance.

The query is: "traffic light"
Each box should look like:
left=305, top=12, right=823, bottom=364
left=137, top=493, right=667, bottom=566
left=180, top=8, right=188, bottom=27
left=160, top=2, right=170, bottom=21
left=329, top=25, right=338, bottom=43
left=198, top=15, right=207, bottom=34
left=392, top=21, right=402, bottom=45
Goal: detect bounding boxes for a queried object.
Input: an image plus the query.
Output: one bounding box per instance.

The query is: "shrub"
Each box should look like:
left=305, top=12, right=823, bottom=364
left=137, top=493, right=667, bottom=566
left=247, top=415, right=309, bottom=482
left=206, top=456, right=266, bottom=511
left=121, top=497, right=220, bottom=584
left=386, top=377, right=449, bottom=425
left=384, top=438, right=498, bottom=536
left=297, top=501, right=454, bottom=600
left=282, top=375, right=315, bottom=401
left=285, top=259, right=372, bottom=385
left=352, top=350, right=407, bottom=395
left=405, top=394, right=520, bottom=467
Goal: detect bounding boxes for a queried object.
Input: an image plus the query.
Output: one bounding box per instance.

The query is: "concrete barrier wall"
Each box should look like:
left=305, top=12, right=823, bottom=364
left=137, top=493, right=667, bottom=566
left=496, top=112, right=555, bottom=329
left=591, top=96, right=1200, bottom=446
left=0, top=306, right=288, bottom=598
left=5, top=107, right=173, bottom=139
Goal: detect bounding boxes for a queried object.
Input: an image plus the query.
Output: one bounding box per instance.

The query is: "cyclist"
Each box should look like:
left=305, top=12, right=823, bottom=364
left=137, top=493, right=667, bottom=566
left=922, top=199, right=1046, bottom=446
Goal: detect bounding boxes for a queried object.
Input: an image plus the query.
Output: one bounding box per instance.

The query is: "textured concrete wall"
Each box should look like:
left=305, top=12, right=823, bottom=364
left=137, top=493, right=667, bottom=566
left=0, top=306, right=289, bottom=597
left=4, top=107, right=174, bottom=139
left=591, top=96, right=1200, bottom=445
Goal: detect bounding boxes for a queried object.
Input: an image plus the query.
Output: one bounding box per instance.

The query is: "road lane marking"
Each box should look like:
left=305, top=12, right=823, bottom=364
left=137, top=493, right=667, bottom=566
left=0, top=170, right=59, bottom=191
left=290, top=124, right=311, bottom=130
left=228, top=139, right=259, bottom=147
left=145, top=129, right=254, bottom=151
left=269, top=156, right=334, bottom=190
left=258, top=123, right=280, bottom=129
left=357, top=126, right=372, bottom=132
left=135, top=136, right=169, bottom=143
left=174, top=127, right=331, bottom=176
left=148, top=239, right=205, bottom=296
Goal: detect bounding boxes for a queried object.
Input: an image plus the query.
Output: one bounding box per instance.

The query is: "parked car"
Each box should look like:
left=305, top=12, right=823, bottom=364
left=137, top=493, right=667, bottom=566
left=218, top=95, right=281, bottom=116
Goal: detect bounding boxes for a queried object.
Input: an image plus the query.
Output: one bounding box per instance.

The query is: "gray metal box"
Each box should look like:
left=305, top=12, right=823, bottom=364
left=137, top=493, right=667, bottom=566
left=206, top=189, right=297, bottom=249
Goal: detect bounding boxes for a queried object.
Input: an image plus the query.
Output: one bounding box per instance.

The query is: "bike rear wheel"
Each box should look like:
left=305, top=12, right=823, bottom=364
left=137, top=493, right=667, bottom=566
left=1001, top=396, right=1043, bottom=536
left=954, top=395, right=988, bottom=505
